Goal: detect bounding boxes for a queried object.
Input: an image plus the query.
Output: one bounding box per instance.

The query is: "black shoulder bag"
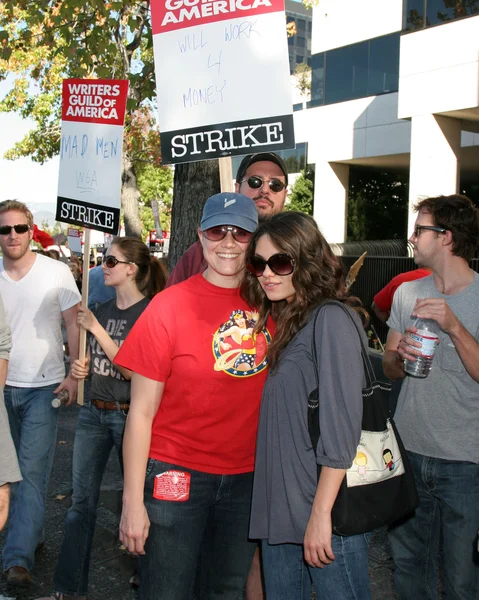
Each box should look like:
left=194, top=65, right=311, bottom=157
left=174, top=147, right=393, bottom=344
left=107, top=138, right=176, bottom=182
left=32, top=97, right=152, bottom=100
left=308, top=301, right=418, bottom=536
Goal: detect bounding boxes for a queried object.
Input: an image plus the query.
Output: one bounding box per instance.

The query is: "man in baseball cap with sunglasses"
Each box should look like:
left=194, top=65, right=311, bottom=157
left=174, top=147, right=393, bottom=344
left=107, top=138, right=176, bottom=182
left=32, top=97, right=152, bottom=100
left=166, top=152, right=288, bottom=288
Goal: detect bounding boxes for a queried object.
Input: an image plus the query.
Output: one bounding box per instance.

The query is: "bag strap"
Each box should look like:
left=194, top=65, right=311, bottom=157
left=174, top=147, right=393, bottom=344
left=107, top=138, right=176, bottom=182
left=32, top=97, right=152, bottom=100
left=310, top=300, right=375, bottom=390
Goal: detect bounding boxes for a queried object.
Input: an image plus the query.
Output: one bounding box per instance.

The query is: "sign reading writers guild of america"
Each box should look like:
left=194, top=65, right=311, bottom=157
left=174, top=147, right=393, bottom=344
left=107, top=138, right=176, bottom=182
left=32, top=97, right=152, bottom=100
left=56, top=79, right=129, bottom=234
left=151, top=0, right=295, bottom=164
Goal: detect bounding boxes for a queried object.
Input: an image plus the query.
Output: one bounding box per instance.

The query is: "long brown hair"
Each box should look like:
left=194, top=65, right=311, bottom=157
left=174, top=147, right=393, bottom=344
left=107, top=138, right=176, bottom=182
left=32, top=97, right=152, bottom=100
left=241, top=212, right=361, bottom=368
left=110, top=237, right=166, bottom=299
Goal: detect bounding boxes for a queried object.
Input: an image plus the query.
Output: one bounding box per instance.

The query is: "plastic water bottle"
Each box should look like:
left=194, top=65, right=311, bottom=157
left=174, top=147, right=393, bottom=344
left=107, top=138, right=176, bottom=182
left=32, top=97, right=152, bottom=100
left=52, top=389, right=69, bottom=408
left=404, top=318, right=440, bottom=378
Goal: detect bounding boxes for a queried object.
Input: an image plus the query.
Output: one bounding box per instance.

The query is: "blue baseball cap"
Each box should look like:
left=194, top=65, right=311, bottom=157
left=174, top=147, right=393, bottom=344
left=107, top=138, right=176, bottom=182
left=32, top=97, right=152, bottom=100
left=200, top=192, right=258, bottom=233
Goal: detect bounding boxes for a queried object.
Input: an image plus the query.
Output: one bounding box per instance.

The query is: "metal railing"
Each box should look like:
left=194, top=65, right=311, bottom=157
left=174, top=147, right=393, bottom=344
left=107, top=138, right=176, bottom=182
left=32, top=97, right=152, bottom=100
left=331, top=240, right=414, bottom=257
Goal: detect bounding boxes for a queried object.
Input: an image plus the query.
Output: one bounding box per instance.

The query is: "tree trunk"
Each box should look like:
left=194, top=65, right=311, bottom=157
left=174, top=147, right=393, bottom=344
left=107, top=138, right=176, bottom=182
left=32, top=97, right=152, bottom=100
left=121, top=153, right=142, bottom=239
left=168, top=160, right=220, bottom=270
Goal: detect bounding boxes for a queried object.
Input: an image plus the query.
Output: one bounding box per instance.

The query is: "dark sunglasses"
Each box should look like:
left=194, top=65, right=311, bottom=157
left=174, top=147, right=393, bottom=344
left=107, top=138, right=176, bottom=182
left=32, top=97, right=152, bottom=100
left=102, top=255, right=135, bottom=268
left=241, top=175, right=286, bottom=193
left=247, top=253, right=295, bottom=277
left=413, top=225, right=448, bottom=237
left=202, top=226, right=252, bottom=243
left=0, top=224, right=30, bottom=235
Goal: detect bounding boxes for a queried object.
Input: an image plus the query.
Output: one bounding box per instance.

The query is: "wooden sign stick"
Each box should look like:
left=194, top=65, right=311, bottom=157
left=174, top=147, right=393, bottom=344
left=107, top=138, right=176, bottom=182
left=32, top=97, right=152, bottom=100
left=76, top=228, right=91, bottom=405
left=219, top=156, right=233, bottom=193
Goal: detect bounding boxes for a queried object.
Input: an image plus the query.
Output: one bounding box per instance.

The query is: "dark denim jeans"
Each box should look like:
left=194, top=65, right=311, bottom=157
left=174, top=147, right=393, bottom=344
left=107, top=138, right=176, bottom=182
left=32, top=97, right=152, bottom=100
left=388, top=450, right=479, bottom=600
left=2, top=384, right=60, bottom=572
left=139, top=459, right=256, bottom=600
left=54, top=402, right=126, bottom=596
left=262, top=534, right=371, bottom=600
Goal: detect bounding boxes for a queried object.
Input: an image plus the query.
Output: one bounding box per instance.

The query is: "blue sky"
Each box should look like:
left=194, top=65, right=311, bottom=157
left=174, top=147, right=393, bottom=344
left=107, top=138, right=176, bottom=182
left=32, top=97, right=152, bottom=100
left=0, top=80, right=59, bottom=210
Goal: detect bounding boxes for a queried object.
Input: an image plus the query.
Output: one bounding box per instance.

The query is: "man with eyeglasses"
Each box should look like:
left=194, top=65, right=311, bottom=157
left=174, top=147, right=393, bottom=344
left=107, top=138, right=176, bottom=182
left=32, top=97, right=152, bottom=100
left=166, top=152, right=288, bottom=288
left=0, top=200, right=81, bottom=587
left=382, top=194, right=479, bottom=600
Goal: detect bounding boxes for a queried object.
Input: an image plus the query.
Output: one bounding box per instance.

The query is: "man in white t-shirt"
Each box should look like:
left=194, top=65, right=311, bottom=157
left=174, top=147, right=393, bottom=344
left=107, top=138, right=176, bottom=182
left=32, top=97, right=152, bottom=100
left=0, top=200, right=81, bottom=587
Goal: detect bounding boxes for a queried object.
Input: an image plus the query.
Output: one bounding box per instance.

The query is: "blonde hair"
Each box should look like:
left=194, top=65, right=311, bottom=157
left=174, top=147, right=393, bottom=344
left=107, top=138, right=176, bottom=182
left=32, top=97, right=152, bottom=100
left=354, top=452, right=367, bottom=466
left=0, top=200, right=34, bottom=228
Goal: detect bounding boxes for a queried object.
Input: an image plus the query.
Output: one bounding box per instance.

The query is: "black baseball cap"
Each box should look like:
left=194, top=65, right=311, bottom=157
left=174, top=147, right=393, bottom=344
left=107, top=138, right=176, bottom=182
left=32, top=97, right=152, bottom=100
left=236, top=153, right=289, bottom=186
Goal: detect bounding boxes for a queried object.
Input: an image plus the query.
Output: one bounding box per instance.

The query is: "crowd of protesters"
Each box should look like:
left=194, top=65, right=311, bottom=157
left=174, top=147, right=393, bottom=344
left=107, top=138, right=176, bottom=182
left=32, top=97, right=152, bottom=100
left=0, top=154, right=478, bottom=600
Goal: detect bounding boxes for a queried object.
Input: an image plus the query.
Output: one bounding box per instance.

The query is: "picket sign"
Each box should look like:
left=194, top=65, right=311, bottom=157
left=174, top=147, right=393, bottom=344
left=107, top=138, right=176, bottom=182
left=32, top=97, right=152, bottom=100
left=56, top=78, right=128, bottom=405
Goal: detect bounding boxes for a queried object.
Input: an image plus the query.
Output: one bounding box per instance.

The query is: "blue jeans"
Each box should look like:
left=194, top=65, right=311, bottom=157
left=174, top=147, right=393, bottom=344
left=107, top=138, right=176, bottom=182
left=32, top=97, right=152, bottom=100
left=140, top=459, right=256, bottom=600
left=2, top=384, right=60, bottom=572
left=388, top=450, right=479, bottom=600
left=54, top=402, right=126, bottom=596
left=262, top=535, right=371, bottom=600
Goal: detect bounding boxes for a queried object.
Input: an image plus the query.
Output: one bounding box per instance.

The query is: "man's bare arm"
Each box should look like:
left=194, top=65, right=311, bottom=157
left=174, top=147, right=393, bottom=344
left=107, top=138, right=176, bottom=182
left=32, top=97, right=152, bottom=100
left=371, top=301, right=390, bottom=325
left=383, top=330, right=407, bottom=381
left=0, top=359, right=7, bottom=389
left=0, top=483, right=10, bottom=531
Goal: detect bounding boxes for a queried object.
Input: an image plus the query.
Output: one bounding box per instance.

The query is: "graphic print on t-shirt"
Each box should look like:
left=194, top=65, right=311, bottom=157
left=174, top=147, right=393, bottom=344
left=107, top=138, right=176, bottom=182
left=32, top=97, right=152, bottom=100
left=212, top=309, right=271, bottom=378
left=91, top=318, right=127, bottom=381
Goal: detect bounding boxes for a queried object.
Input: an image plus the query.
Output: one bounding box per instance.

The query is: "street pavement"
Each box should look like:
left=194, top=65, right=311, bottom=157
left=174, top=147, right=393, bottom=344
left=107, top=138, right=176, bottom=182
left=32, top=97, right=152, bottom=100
left=0, top=405, right=399, bottom=600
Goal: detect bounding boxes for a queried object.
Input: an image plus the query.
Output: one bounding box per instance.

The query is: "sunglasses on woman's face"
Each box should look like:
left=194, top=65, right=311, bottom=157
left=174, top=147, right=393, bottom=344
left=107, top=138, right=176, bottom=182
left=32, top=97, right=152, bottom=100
left=241, top=176, right=286, bottom=193
left=0, top=224, right=30, bottom=235
left=247, top=253, right=295, bottom=277
left=202, top=226, right=252, bottom=243
left=102, top=255, right=134, bottom=268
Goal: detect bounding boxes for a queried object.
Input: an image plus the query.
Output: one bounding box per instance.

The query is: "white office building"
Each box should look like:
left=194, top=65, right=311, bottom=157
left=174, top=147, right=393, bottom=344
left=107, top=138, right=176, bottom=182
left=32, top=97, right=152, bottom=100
left=291, top=0, right=479, bottom=242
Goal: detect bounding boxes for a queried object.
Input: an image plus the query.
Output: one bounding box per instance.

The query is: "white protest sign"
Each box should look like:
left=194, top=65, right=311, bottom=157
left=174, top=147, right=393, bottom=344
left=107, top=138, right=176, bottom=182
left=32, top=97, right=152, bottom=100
left=151, top=0, right=295, bottom=164
left=67, top=228, right=82, bottom=254
left=56, top=79, right=129, bottom=234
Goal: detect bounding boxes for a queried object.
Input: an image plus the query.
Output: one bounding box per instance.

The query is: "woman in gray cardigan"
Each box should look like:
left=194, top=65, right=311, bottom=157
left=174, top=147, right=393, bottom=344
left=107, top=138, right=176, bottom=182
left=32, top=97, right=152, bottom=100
left=243, top=212, right=371, bottom=600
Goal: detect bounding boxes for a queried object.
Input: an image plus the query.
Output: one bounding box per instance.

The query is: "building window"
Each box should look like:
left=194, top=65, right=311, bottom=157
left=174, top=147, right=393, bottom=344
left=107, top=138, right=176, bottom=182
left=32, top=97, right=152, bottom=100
left=309, top=32, right=400, bottom=107
left=405, top=0, right=479, bottom=30
left=279, top=142, right=309, bottom=173
left=368, top=34, right=400, bottom=95
left=404, top=0, right=425, bottom=30
left=285, top=6, right=312, bottom=76
left=324, top=41, right=368, bottom=104
left=426, top=0, right=478, bottom=25
left=309, top=53, right=325, bottom=107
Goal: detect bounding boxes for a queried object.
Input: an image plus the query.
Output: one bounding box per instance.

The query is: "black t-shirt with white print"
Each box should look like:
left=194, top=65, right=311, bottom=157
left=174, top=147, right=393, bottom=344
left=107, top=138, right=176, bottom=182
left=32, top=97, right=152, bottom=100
left=90, top=297, right=150, bottom=403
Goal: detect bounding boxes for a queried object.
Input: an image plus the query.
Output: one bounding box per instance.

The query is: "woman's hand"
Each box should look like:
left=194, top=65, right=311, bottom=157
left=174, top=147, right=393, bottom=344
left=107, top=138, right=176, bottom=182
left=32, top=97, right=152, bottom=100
left=119, top=501, right=150, bottom=555
left=71, top=358, right=90, bottom=381
left=77, top=307, right=99, bottom=334
left=303, top=511, right=335, bottom=568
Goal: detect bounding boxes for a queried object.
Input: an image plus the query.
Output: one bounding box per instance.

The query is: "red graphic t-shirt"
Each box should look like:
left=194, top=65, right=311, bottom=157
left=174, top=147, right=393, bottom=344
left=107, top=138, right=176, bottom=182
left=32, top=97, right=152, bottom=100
left=115, top=274, right=274, bottom=475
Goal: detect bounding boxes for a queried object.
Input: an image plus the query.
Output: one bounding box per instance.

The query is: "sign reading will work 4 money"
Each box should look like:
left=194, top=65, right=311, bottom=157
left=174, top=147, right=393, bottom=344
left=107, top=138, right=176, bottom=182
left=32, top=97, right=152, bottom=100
left=151, top=0, right=295, bottom=164
left=56, top=79, right=129, bottom=234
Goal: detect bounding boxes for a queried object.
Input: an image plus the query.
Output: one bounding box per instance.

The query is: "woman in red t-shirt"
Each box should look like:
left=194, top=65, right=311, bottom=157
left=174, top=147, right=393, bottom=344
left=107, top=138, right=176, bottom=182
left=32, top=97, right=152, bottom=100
left=115, top=193, right=273, bottom=600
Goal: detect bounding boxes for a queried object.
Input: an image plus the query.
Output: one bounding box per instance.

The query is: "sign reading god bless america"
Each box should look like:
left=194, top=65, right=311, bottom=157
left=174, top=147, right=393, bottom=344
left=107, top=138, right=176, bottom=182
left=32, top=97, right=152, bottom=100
left=151, top=0, right=295, bottom=164
left=56, top=79, right=129, bottom=234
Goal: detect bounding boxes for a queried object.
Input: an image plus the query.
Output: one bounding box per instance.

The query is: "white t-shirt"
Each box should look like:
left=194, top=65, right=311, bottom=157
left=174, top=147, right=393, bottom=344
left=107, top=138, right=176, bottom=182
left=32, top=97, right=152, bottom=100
left=0, top=254, right=81, bottom=387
